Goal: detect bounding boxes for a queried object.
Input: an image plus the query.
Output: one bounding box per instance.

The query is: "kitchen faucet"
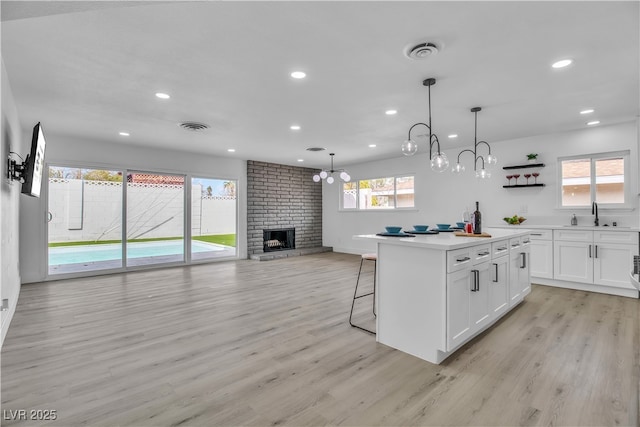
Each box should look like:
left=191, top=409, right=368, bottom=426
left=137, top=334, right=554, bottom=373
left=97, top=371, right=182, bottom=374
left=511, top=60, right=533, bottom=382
left=592, top=201, right=599, bottom=226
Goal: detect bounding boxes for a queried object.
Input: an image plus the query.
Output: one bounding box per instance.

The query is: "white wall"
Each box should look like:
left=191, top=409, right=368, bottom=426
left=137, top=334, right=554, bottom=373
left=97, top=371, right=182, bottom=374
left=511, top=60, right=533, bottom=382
left=1, top=59, right=26, bottom=346
left=20, top=135, right=247, bottom=284
left=324, top=121, right=639, bottom=254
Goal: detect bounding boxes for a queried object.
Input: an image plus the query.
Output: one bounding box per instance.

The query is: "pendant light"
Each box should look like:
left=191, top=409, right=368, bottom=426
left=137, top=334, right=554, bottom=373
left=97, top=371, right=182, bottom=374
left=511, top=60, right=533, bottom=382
left=451, top=107, right=497, bottom=179
left=401, top=78, right=449, bottom=172
left=312, top=153, right=350, bottom=184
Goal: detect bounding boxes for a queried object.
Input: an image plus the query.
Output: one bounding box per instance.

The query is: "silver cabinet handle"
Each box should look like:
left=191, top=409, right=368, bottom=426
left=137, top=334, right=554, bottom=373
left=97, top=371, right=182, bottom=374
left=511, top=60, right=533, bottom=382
left=493, top=263, right=499, bottom=282
left=456, top=256, right=471, bottom=262
left=530, top=233, right=543, bottom=236
left=588, top=244, right=592, bottom=258
left=520, top=252, right=526, bottom=269
left=497, top=246, right=507, bottom=252
left=595, top=245, right=598, bottom=259
left=478, top=251, right=490, bottom=256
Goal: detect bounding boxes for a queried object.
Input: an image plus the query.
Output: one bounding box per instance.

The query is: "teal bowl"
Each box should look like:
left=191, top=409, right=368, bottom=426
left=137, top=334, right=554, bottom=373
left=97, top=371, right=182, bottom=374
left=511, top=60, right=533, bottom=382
left=413, top=225, right=429, bottom=232
left=436, top=223, right=451, bottom=230
left=385, top=226, right=402, bottom=234
left=456, top=222, right=466, bottom=228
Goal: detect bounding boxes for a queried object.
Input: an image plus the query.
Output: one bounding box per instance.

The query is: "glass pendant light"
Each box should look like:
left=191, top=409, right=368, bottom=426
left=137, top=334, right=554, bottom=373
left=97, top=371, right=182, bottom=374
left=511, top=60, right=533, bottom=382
left=454, top=107, right=497, bottom=179
left=402, top=78, right=448, bottom=171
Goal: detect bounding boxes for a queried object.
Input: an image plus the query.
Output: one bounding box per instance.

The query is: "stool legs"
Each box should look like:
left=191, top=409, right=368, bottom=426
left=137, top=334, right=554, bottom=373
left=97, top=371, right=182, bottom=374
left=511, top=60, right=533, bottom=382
left=349, top=257, right=376, bottom=334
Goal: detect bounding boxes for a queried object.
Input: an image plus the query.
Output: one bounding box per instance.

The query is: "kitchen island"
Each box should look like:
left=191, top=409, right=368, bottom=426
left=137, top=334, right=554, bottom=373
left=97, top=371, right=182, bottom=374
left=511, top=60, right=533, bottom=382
left=354, top=227, right=531, bottom=364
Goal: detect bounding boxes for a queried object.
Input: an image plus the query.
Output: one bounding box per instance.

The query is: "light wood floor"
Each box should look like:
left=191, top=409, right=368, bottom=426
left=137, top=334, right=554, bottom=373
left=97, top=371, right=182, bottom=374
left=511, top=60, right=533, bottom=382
left=2, top=252, right=639, bottom=426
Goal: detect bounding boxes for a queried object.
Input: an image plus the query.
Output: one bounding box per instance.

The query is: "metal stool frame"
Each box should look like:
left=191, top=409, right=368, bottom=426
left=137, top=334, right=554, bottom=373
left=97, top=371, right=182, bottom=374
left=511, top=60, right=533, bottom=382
left=349, top=254, right=376, bottom=334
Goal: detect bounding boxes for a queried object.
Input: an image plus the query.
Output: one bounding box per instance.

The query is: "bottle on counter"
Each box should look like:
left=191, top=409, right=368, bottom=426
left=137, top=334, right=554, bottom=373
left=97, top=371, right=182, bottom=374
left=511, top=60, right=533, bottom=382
left=472, top=201, right=482, bottom=234
left=571, top=214, right=578, bottom=226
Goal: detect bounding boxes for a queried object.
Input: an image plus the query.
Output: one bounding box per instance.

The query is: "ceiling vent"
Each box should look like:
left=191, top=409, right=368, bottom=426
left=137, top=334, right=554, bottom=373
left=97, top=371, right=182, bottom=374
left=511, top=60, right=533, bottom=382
left=405, top=42, right=439, bottom=60
left=306, top=147, right=326, bottom=152
left=180, top=121, right=209, bottom=131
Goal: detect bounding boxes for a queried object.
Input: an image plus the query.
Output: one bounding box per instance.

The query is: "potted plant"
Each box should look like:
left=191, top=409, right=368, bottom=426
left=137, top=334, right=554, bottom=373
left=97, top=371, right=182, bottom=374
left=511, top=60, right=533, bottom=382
left=527, top=153, right=538, bottom=164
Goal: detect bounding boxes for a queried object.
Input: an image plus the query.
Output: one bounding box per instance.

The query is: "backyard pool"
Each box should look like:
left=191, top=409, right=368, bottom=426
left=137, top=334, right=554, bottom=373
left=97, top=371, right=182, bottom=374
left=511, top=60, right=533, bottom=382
left=49, top=240, right=226, bottom=265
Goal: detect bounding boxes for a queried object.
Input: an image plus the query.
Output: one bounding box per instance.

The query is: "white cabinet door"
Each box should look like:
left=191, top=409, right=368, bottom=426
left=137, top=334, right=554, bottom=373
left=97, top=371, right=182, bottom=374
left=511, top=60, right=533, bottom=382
left=470, top=262, right=491, bottom=330
left=519, top=247, right=531, bottom=296
left=446, top=269, right=472, bottom=351
left=490, top=256, right=509, bottom=317
left=553, top=240, right=593, bottom=283
left=530, top=239, right=553, bottom=279
left=593, top=243, right=637, bottom=289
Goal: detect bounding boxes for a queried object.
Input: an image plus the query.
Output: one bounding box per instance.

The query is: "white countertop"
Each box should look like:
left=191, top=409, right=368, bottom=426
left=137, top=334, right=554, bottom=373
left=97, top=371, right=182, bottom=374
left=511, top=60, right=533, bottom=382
left=353, top=227, right=530, bottom=250
left=490, top=224, right=640, bottom=232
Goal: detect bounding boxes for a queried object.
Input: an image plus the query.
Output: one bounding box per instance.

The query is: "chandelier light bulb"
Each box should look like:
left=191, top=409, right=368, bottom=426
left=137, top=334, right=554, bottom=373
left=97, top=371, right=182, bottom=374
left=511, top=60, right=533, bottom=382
left=452, top=162, right=465, bottom=174
left=344, top=174, right=351, bottom=182
left=431, top=152, right=449, bottom=172
left=486, top=153, right=498, bottom=166
left=326, top=176, right=334, bottom=184
left=476, top=168, right=491, bottom=179
left=319, top=170, right=328, bottom=179
left=401, top=139, right=418, bottom=156
left=312, top=174, right=321, bottom=182
left=340, top=171, right=349, bottom=180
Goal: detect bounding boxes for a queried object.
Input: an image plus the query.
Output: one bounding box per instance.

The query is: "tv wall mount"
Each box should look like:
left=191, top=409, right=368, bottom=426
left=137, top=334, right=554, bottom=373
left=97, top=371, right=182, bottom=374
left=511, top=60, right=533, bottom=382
left=7, top=152, right=27, bottom=182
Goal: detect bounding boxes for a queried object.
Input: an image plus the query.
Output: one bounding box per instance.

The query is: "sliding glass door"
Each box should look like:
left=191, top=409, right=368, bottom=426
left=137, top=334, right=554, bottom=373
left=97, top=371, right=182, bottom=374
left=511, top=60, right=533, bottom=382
left=191, top=177, right=237, bottom=260
left=47, top=166, right=123, bottom=275
left=126, top=172, right=185, bottom=267
left=47, top=166, right=237, bottom=277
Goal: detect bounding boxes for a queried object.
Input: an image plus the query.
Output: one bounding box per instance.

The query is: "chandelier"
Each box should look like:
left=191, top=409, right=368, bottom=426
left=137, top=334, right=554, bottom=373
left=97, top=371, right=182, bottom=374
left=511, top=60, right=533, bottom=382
left=401, top=77, right=449, bottom=172
left=312, top=153, right=350, bottom=184
left=451, top=107, right=497, bottom=179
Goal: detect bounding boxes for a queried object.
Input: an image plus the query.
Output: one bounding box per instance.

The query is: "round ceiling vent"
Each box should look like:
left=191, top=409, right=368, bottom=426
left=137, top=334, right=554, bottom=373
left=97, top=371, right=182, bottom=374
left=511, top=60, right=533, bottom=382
left=180, top=121, right=210, bottom=131
left=306, top=147, right=326, bottom=152
left=405, top=42, right=439, bottom=60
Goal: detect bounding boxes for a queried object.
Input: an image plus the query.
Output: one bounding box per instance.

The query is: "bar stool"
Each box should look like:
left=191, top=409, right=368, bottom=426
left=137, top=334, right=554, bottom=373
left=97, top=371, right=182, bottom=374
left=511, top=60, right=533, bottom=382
left=349, top=253, right=377, bottom=334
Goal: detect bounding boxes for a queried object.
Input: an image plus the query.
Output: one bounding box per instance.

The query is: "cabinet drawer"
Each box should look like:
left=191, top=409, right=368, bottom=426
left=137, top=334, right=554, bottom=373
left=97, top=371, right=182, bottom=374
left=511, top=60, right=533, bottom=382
left=509, top=237, right=522, bottom=250
left=472, top=244, right=492, bottom=264
left=447, top=247, right=473, bottom=273
left=594, top=230, right=639, bottom=245
left=491, top=240, right=509, bottom=258
left=553, top=229, right=592, bottom=242
left=528, top=229, right=552, bottom=240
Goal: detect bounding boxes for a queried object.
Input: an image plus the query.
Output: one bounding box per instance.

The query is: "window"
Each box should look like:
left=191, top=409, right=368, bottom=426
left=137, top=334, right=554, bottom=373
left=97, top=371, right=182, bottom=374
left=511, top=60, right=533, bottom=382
left=559, top=151, right=629, bottom=207
left=341, top=175, right=415, bottom=210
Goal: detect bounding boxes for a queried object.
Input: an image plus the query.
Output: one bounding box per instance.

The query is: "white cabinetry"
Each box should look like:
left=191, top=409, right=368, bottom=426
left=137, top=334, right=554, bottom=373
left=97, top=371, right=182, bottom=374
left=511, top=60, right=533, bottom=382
left=490, top=240, right=510, bottom=318
left=529, top=229, right=553, bottom=279
left=553, top=229, right=638, bottom=291
left=509, top=237, right=531, bottom=304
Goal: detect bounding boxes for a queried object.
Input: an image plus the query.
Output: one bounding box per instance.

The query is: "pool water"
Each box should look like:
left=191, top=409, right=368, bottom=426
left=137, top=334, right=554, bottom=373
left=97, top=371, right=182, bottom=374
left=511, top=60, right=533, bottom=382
left=49, top=240, right=225, bottom=265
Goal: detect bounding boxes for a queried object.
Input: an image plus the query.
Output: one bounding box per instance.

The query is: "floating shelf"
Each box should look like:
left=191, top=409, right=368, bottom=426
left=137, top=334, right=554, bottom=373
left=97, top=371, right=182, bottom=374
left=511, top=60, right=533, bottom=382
left=502, top=163, right=545, bottom=170
left=503, top=184, right=545, bottom=188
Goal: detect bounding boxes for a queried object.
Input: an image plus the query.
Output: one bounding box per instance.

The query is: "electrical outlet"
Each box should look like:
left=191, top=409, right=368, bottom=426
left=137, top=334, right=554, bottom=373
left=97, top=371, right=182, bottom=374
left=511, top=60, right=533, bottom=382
left=520, top=205, right=528, bottom=214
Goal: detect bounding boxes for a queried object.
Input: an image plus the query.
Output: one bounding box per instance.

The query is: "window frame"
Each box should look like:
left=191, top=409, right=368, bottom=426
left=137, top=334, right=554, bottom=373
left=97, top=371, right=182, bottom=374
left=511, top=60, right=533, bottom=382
left=557, top=150, right=631, bottom=210
left=340, top=174, right=416, bottom=211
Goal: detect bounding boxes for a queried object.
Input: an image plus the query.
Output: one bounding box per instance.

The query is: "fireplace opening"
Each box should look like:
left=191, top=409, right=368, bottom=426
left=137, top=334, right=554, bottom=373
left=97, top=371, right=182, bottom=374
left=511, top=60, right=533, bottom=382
left=263, top=228, right=295, bottom=252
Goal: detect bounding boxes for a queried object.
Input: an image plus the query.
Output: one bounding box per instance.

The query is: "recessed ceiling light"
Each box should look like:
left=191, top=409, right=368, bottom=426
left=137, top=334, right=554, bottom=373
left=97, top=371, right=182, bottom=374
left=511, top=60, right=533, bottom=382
left=290, top=125, right=301, bottom=130
left=448, top=134, right=458, bottom=139
left=369, top=144, right=377, bottom=148
left=119, top=132, right=130, bottom=136
left=587, top=121, right=600, bottom=126
left=155, top=92, right=170, bottom=99
left=291, top=71, right=306, bottom=79
left=385, top=110, right=397, bottom=115
left=580, top=109, right=594, bottom=115
left=227, top=148, right=236, bottom=152
left=297, top=159, right=304, bottom=162
left=552, top=59, right=573, bottom=69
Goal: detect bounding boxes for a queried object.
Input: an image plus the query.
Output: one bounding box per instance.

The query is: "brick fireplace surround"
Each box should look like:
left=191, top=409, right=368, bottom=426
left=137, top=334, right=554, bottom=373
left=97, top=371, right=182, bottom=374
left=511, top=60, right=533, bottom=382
left=247, top=160, right=332, bottom=260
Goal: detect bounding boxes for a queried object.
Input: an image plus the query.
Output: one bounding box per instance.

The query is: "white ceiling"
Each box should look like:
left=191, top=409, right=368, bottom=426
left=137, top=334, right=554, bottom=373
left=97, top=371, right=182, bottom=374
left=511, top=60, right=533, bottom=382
left=2, top=1, right=639, bottom=169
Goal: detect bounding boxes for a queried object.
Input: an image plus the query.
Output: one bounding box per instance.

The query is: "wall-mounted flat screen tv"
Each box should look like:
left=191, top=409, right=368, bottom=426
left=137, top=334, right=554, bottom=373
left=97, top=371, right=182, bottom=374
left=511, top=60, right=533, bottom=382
left=21, top=122, right=47, bottom=197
